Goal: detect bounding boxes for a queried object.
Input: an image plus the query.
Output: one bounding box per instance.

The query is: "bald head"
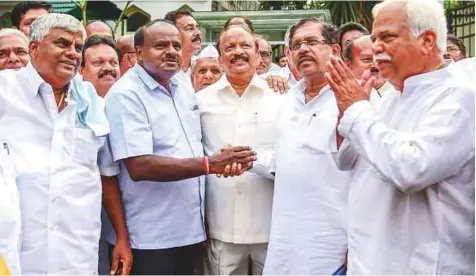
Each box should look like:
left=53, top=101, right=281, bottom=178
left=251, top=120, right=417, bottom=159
left=117, top=34, right=136, bottom=75
left=117, top=34, right=134, bottom=53
left=86, top=21, right=113, bottom=39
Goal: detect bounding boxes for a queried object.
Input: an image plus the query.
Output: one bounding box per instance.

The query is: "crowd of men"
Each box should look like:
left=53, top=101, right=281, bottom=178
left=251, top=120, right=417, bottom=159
left=0, top=0, right=474, bottom=275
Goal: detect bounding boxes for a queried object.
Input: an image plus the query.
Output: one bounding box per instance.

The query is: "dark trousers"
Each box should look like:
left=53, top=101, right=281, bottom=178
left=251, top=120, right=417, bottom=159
left=108, top=243, right=200, bottom=275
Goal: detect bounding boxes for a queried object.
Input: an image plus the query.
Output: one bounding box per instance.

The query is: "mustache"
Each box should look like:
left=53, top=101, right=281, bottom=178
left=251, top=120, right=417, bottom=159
left=98, top=70, right=117, bottom=79
left=192, top=35, right=201, bottom=43
left=297, top=55, right=314, bottom=64
left=231, top=55, right=249, bottom=64
left=163, top=54, right=179, bottom=62
left=374, top=53, right=392, bottom=63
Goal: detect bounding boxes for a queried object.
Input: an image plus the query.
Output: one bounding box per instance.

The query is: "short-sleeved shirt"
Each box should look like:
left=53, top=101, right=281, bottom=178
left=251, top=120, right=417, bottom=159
left=105, top=64, right=206, bottom=249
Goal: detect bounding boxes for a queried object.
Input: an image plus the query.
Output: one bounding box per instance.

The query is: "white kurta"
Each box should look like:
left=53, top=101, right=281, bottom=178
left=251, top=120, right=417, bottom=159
left=0, top=63, right=112, bottom=274
left=196, top=74, right=283, bottom=244
left=0, top=146, right=21, bottom=275
left=336, top=65, right=475, bottom=274
left=262, top=82, right=351, bottom=274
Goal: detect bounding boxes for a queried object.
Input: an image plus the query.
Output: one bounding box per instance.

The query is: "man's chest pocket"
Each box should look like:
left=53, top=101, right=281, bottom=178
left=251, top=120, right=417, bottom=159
left=301, top=114, right=338, bottom=154
left=73, top=128, right=100, bottom=167
left=252, top=112, right=278, bottom=146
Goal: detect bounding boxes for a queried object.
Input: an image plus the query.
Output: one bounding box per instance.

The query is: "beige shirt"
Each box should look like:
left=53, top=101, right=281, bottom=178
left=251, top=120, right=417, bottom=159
left=196, top=74, right=284, bottom=244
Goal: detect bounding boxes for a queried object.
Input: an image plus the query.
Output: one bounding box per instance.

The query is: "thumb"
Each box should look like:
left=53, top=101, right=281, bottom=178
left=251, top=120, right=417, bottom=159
left=110, top=254, right=119, bottom=275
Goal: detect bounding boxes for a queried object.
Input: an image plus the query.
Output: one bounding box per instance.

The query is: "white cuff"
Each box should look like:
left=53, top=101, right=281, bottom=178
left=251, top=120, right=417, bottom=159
left=338, top=100, right=371, bottom=137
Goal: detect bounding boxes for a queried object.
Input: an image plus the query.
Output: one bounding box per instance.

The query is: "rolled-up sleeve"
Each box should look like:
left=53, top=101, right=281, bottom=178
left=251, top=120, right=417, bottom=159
left=106, top=90, right=153, bottom=162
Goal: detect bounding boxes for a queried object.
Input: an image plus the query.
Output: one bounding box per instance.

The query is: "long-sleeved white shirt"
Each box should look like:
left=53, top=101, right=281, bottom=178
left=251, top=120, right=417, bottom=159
left=0, top=63, right=114, bottom=274
left=196, top=74, right=284, bottom=244
left=255, top=82, right=351, bottom=274
left=0, top=145, right=21, bottom=275
left=336, top=65, right=475, bottom=275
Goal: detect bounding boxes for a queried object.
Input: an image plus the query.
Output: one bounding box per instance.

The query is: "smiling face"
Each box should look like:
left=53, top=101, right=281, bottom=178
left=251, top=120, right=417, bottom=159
left=0, top=34, right=29, bottom=71
left=136, top=22, right=182, bottom=78
left=218, top=27, right=258, bottom=79
left=371, top=2, right=427, bottom=89
left=30, top=27, right=84, bottom=88
left=81, top=43, right=120, bottom=97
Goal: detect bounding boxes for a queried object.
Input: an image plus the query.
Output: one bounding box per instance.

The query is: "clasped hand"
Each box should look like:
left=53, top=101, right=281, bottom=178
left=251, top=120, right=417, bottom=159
left=207, top=145, right=256, bottom=177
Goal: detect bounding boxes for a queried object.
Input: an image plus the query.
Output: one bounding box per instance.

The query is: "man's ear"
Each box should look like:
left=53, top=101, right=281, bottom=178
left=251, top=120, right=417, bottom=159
left=79, top=66, right=84, bottom=75
left=420, top=30, right=438, bottom=55
left=29, top=41, right=39, bottom=59
left=331, top=44, right=341, bottom=57
left=135, top=46, right=143, bottom=62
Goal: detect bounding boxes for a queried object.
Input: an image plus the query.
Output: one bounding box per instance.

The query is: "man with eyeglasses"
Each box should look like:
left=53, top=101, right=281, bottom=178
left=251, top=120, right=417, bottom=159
left=117, top=34, right=136, bottom=75
left=255, top=35, right=273, bottom=75
left=246, top=17, right=351, bottom=274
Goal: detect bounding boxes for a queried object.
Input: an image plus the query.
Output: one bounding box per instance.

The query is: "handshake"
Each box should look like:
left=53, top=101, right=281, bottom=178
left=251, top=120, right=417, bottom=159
left=206, top=145, right=256, bottom=178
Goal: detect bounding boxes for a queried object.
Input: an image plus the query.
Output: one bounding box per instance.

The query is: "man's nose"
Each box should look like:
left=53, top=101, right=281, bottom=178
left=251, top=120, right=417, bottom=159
left=7, top=52, right=20, bottom=63
left=204, top=70, right=214, bottom=79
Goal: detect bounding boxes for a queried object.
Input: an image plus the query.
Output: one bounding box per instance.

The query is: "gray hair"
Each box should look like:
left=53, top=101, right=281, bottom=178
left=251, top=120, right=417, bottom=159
left=30, top=13, right=86, bottom=42
left=0, top=28, right=29, bottom=46
left=372, top=0, right=447, bottom=52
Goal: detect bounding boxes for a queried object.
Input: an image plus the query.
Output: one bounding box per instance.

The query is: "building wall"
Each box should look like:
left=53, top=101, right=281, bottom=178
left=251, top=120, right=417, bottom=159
left=112, top=0, right=212, bottom=21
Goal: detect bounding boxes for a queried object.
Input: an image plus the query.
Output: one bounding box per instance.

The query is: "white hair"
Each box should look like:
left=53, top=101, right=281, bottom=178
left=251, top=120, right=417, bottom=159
left=372, top=0, right=447, bottom=52
left=30, top=13, right=86, bottom=42
left=0, top=28, right=29, bottom=46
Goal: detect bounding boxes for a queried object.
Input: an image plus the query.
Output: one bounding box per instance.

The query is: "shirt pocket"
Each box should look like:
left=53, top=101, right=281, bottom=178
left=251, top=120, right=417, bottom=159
left=73, top=128, right=100, bottom=168
left=301, top=113, right=338, bottom=154
left=252, top=111, right=278, bottom=146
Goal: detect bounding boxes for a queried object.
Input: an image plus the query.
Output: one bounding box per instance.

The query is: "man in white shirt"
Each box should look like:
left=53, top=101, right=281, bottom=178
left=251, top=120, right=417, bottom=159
left=0, top=143, right=21, bottom=275
left=80, top=35, right=132, bottom=275
left=197, top=26, right=283, bottom=275
left=326, top=0, right=475, bottom=274
left=0, top=13, right=115, bottom=274
left=164, top=10, right=202, bottom=77
left=249, top=17, right=351, bottom=275
left=191, top=44, right=223, bottom=92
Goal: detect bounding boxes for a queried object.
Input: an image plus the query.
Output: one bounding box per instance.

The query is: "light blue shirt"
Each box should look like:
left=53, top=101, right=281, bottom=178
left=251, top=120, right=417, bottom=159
left=105, top=64, right=206, bottom=249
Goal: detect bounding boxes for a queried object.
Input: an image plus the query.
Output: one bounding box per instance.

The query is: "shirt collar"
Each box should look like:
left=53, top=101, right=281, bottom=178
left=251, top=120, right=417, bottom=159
left=24, top=62, right=47, bottom=97
left=292, top=78, right=331, bottom=104
left=134, top=63, right=178, bottom=94
left=403, top=62, right=452, bottom=92
left=214, top=73, right=269, bottom=92
left=24, top=62, right=77, bottom=98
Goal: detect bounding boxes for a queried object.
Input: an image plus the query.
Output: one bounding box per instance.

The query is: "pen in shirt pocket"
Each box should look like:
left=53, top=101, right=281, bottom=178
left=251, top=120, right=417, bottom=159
left=308, top=113, right=316, bottom=125
left=2, top=143, right=9, bottom=155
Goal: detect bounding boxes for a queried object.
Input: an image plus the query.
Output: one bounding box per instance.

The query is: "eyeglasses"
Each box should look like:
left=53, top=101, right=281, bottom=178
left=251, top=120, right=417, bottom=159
left=290, top=38, right=328, bottom=51
left=259, top=51, right=272, bottom=58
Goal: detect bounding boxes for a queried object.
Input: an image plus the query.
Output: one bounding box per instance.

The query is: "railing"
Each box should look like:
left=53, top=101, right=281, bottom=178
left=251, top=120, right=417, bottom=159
left=446, top=1, right=475, bottom=57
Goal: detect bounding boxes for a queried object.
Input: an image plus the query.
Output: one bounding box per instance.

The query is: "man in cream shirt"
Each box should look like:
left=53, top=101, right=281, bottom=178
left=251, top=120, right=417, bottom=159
left=196, top=26, right=283, bottom=275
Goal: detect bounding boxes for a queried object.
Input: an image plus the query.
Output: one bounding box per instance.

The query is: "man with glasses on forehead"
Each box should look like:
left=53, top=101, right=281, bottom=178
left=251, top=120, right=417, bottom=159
left=248, top=17, right=351, bottom=274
